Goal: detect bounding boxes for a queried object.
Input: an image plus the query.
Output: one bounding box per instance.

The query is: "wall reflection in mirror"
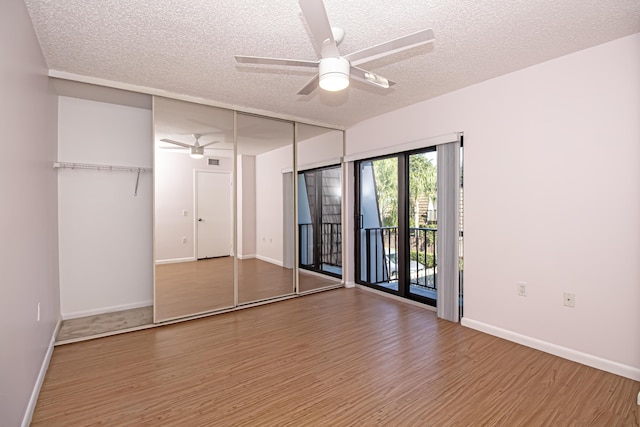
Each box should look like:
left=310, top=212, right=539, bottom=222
left=236, top=113, right=295, bottom=304
left=153, top=97, right=235, bottom=322
left=296, top=124, right=343, bottom=292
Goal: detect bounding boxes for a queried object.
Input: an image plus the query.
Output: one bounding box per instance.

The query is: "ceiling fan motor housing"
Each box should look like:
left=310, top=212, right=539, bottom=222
left=319, top=57, right=350, bottom=91
left=190, top=146, right=205, bottom=157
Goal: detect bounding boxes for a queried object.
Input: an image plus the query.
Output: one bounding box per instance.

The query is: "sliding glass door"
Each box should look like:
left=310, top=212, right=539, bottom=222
left=355, top=147, right=445, bottom=307
left=355, top=142, right=461, bottom=317
left=408, top=150, right=438, bottom=302
left=356, top=156, right=400, bottom=292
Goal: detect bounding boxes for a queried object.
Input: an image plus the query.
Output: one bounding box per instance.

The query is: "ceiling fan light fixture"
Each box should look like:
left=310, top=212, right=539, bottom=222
left=319, top=57, right=350, bottom=92
left=190, top=146, right=205, bottom=159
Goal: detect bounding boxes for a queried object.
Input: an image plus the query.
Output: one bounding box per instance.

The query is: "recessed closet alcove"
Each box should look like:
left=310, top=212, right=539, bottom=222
left=54, top=82, right=345, bottom=342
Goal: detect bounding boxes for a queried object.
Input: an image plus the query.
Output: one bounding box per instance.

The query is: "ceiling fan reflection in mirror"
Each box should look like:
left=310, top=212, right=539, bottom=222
left=235, top=0, right=435, bottom=95
left=160, top=134, right=227, bottom=159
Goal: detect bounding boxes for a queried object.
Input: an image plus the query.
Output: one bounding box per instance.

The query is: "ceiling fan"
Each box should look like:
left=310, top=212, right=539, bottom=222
left=160, top=134, right=222, bottom=159
left=235, top=0, right=435, bottom=95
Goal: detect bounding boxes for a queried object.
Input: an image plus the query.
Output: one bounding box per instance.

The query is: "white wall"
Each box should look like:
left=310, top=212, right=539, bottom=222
left=298, top=130, right=343, bottom=169
left=237, top=155, right=257, bottom=258
left=255, top=145, right=293, bottom=265
left=346, top=33, right=640, bottom=378
left=58, top=97, right=153, bottom=318
left=0, top=1, right=60, bottom=425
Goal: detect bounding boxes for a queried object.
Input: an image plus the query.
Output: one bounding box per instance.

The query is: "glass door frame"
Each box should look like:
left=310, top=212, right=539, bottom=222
left=354, top=148, right=437, bottom=307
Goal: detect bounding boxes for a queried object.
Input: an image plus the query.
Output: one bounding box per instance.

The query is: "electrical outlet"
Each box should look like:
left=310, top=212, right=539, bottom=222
left=37, top=303, right=41, bottom=322
left=182, top=237, right=187, bottom=244
left=182, top=210, right=188, bottom=217
left=563, top=292, right=575, bottom=307
left=517, top=281, right=527, bottom=296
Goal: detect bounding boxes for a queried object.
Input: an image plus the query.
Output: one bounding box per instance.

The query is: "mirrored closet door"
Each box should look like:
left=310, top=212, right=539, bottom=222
left=153, top=96, right=345, bottom=323
left=153, top=97, right=235, bottom=322
left=236, top=113, right=296, bottom=304
left=296, top=124, right=344, bottom=292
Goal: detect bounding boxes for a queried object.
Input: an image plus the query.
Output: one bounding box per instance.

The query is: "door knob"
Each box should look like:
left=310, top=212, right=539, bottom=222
left=198, top=218, right=204, bottom=222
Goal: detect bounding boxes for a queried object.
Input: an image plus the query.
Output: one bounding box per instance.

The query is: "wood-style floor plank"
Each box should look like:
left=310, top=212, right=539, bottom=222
left=155, top=258, right=338, bottom=322
left=32, top=288, right=640, bottom=426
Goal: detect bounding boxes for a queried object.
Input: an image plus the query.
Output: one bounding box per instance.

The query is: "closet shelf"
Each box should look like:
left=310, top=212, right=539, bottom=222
left=54, top=162, right=152, bottom=196
left=53, top=161, right=152, bottom=173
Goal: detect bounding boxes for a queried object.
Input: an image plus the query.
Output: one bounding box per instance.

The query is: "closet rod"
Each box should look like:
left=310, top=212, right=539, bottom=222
left=53, top=162, right=152, bottom=173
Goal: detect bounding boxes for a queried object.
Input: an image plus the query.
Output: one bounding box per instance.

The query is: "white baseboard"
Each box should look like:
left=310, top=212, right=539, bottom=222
left=355, top=284, right=437, bottom=312
left=298, top=283, right=344, bottom=296
left=255, top=254, right=284, bottom=267
left=299, top=268, right=342, bottom=282
left=344, top=281, right=356, bottom=288
left=237, top=254, right=256, bottom=260
left=62, top=300, right=153, bottom=320
left=461, top=317, right=640, bottom=382
left=155, top=257, right=195, bottom=265
left=22, top=316, right=61, bottom=427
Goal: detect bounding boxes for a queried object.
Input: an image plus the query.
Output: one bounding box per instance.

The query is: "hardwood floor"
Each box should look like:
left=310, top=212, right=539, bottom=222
left=33, top=288, right=639, bottom=426
left=155, top=257, right=298, bottom=321
left=298, top=268, right=341, bottom=293
left=154, top=257, right=236, bottom=321
left=155, top=258, right=338, bottom=321
left=237, top=258, right=294, bottom=304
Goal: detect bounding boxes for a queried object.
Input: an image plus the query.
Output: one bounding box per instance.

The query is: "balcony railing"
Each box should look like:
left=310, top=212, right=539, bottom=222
left=362, top=226, right=437, bottom=290
left=321, top=222, right=342, bottom=267
left=299, top=223, right=314, bottom=268
left=299, top=222, right=342, bottom=271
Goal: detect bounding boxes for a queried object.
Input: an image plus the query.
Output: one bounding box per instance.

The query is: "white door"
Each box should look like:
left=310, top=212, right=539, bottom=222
left=196, top=171, right=232, bottom=259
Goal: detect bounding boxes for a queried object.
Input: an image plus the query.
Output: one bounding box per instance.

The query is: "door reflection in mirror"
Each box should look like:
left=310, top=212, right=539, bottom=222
left=153, top=97, right=235, bottom=322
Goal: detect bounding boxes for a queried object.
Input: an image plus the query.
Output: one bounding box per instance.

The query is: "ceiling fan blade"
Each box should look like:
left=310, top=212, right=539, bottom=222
left=350, top=66, right=396, bottom=89
left=235, top=55, right=319, bottom=68
left=161, top=146, right=231, bottom=152
left=345, top=29, right=435, bottom=66
left=160, top=138, right=192, bottom=148
left=298, top=0, right=340, bottom=58
left=199, top=141, right=221, bottom=148
left=297, top=75, right=319, bottom=95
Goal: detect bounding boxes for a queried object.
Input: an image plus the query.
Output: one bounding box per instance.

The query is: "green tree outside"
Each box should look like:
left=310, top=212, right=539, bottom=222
left=409, top=153, right=437, bottom=229
left=371, top=154, right=437, bottom=229
left=371, top=158, right=398, bottom=227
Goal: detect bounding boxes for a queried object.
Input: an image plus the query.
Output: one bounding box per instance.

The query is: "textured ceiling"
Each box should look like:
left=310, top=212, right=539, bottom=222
left=24, top=0, right=640, bottom=128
